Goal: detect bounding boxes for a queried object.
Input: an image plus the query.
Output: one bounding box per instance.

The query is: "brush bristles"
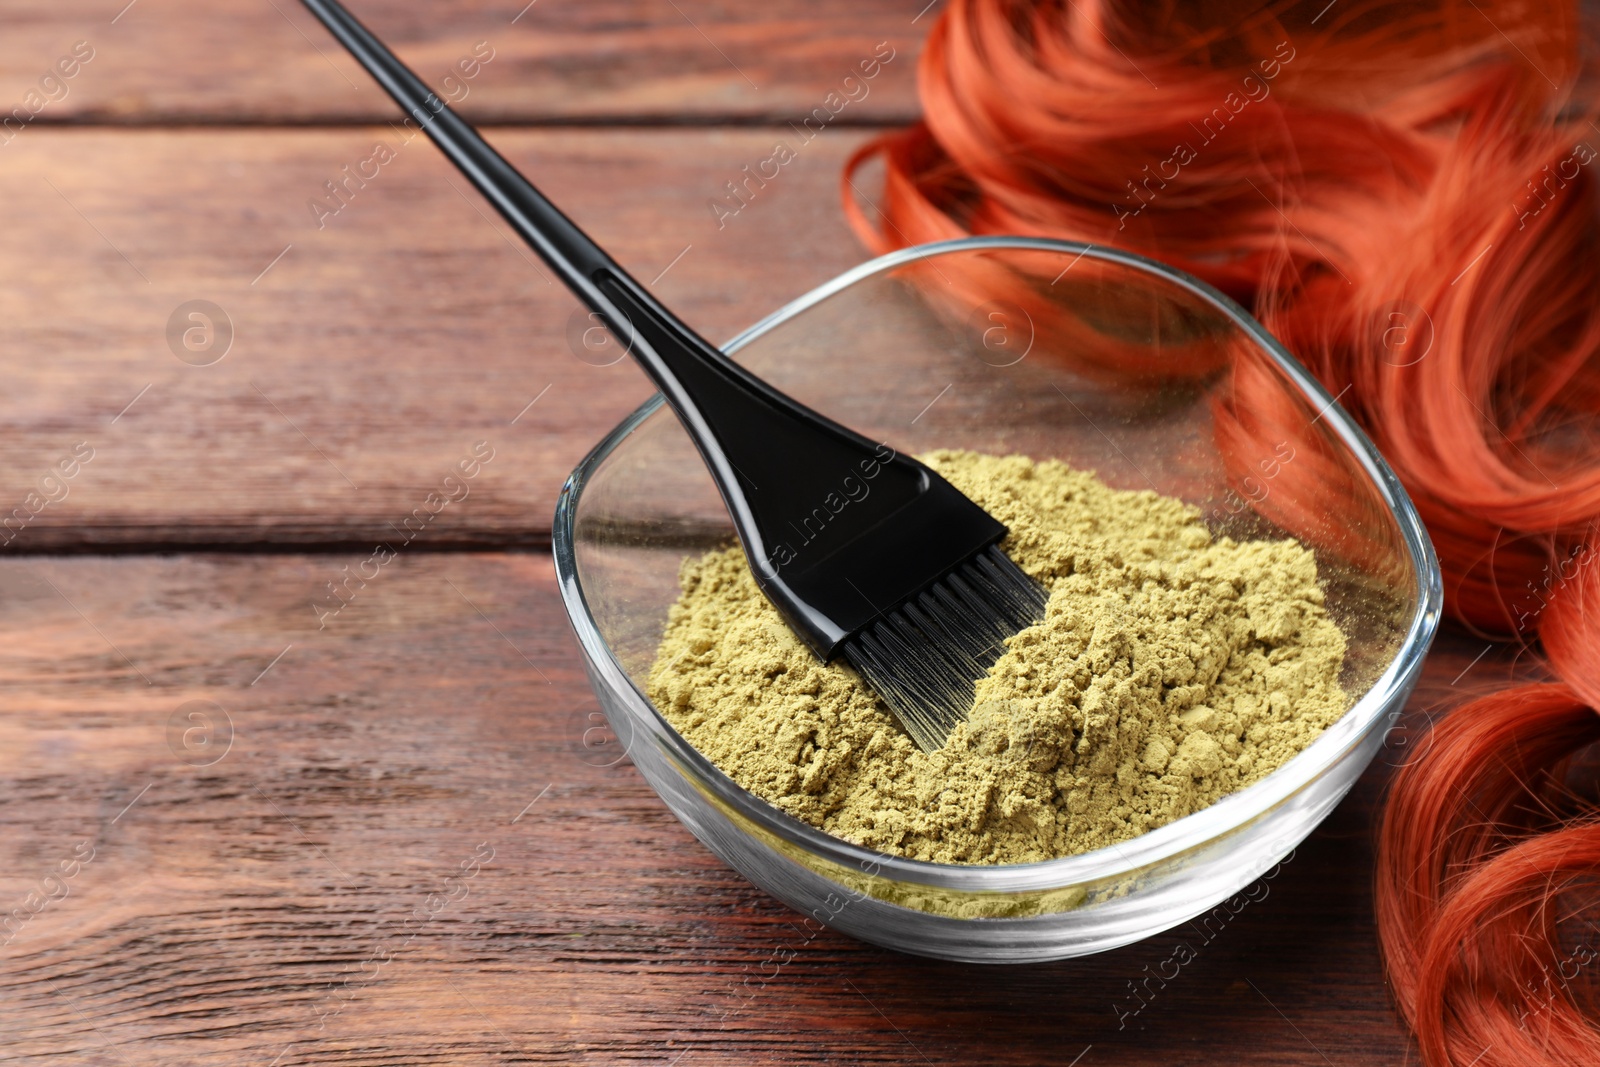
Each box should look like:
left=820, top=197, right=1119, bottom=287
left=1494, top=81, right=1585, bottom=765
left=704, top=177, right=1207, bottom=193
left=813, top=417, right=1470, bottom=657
left=840, top=545, right=1048, bottom=752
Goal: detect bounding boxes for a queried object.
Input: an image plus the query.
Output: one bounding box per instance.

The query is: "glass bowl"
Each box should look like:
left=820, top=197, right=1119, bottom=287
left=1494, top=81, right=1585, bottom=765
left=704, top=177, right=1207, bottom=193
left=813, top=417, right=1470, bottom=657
left=552, top=236, right=1441, bottom=963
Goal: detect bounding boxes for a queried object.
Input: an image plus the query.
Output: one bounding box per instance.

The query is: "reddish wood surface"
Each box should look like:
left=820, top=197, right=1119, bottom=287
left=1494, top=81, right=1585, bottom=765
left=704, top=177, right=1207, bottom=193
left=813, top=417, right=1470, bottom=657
left=0, top=0, right=923, bottom=123
left=0, top=552, right=1512, bottom=1065
left=0, top=127, right=876, bottom=550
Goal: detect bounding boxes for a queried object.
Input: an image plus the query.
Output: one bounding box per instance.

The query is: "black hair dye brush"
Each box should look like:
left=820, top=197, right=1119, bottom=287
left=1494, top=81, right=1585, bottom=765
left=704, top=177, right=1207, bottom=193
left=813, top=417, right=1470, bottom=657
left=298, top=0, right=1047, bottom=751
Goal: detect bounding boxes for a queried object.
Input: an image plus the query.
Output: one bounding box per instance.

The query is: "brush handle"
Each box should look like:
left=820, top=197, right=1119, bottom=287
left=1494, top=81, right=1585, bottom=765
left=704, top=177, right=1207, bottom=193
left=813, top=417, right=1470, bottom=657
left=299, top=0, right=782, bottom=442
left=297, top=0, right=661, bottom=361
left=295, top=2, right=848, bottom=552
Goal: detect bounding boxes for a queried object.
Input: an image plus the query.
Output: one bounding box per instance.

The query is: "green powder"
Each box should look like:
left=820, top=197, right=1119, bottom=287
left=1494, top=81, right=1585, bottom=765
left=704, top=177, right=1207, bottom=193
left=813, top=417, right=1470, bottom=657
left=647, top=450, right=1348, bottom=865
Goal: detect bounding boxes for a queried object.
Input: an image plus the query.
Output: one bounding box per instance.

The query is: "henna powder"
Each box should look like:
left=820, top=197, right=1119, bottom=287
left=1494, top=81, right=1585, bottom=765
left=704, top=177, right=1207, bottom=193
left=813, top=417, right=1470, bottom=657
left=647, top=450, right=1349, bottom=865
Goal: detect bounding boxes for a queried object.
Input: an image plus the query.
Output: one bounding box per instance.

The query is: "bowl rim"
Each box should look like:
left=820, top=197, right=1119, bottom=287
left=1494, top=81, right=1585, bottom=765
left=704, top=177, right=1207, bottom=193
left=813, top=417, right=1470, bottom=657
left=552, top=235, right=1443, bottom=895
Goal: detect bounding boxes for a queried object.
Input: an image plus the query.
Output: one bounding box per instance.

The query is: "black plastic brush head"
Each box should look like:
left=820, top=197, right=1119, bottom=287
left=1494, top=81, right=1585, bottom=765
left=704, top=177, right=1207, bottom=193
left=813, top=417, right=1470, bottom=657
left=297, top=0, right=1048, bottom=752
left=842, top=545, right=1049, bottom=751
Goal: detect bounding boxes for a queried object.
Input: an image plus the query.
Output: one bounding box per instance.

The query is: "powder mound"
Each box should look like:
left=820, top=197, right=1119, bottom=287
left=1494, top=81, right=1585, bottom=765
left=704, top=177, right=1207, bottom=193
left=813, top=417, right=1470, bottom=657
left=648, top=450, right=1349, bottom=865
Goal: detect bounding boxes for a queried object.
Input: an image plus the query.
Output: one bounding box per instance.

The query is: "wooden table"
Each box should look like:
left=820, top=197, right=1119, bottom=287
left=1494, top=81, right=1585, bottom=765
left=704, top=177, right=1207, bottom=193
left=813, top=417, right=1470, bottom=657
left=0, top=3, right=1495, bottom=1062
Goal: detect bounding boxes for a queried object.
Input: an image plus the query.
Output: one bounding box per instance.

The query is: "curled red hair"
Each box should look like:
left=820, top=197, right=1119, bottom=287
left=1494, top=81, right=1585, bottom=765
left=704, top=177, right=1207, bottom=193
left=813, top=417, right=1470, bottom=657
left=842, top=2, right=1600, bottom=1061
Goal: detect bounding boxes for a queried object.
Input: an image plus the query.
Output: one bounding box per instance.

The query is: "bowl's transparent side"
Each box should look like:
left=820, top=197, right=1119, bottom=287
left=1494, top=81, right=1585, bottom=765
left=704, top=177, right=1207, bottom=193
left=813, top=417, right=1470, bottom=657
left=578, top=626, right=1418, bottom=961
left=563, top=241, right=1429, bottom=961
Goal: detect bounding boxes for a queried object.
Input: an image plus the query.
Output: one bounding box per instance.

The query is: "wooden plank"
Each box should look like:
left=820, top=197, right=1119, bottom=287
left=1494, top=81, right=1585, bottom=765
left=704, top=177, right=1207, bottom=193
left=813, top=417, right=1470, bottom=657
left=0, top=0, right=922, bottom=125
left=0, top=549, right=1512, bottom=1064
left=0, top=126, right=878, bottom=549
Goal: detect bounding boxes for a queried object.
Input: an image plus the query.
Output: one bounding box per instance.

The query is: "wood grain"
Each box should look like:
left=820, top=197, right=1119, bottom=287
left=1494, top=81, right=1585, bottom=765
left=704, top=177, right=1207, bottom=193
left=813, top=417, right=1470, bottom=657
left=0, top=550, right=1518, bottom=1065
left=0, top=0, right=923, bottom=125
left=0, top=126, right=881, bottom=550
